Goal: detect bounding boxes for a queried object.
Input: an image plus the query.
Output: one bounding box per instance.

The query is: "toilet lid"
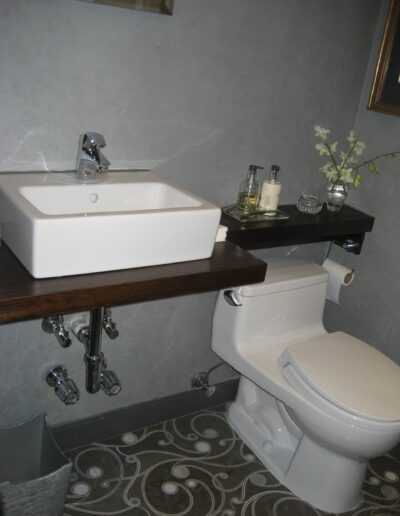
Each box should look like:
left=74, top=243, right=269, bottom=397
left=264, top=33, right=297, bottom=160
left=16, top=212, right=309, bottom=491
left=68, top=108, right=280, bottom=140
left=279, top=332, right=400, bottom=422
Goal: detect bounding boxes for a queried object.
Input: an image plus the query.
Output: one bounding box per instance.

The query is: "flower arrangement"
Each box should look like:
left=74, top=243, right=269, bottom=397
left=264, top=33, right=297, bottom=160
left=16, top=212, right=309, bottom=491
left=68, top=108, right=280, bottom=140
left=314, top=125, right=399, bottom=187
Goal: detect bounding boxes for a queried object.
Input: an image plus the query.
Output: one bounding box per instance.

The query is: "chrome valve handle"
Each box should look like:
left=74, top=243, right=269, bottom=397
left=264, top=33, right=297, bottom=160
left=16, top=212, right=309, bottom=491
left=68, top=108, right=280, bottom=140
left=42, top=315, right=72, bottom=348
left=103, top=308, right=119, bottom=340
left=47, top=366, right=80, bottom=405
left=100, top=368, right=122, bottom=396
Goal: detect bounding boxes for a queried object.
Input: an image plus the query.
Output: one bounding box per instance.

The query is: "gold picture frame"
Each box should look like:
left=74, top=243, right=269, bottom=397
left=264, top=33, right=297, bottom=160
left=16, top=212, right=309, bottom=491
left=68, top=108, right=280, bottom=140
left=78, top=0, right=174, bottom=15
left=368, top=0, right=400, bottom=116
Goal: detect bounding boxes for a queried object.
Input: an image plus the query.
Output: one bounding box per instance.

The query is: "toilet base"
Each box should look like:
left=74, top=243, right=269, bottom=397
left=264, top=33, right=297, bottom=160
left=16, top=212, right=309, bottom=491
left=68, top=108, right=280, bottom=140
left=228, top=376, right=365, bottom=513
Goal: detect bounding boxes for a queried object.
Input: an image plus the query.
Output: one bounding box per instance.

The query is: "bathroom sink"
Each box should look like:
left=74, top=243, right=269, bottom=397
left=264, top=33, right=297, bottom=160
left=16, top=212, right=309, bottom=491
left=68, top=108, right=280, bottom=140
left=0, top=171, right=221, bottom=278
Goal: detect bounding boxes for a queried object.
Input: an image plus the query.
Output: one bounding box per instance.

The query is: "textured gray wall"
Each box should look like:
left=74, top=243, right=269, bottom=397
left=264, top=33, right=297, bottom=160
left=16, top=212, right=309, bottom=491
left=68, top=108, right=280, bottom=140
left=324, top=0, right=400, bottom=364
left=0, top=0, right=378, bottom=426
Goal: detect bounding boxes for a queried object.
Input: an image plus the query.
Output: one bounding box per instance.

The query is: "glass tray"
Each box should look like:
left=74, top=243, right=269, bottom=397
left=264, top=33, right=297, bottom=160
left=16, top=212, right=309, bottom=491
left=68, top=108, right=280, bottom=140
left=223, top=204, right=290, bottom=223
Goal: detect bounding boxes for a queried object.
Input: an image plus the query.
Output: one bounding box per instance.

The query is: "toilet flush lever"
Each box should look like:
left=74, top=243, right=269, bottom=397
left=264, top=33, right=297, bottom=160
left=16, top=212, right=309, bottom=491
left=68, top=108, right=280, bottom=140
left=223, top=290, right=242, bottom=306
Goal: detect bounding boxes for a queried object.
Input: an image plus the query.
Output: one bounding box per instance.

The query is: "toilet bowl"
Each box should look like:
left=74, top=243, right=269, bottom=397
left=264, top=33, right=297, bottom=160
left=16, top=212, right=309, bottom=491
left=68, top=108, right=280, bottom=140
left=211, top=258, right=400, bottom=513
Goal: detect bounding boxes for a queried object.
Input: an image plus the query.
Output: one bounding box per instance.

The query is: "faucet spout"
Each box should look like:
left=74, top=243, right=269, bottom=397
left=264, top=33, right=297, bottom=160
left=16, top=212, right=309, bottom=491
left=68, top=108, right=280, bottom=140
left=76, top=132, right=110, bottom=183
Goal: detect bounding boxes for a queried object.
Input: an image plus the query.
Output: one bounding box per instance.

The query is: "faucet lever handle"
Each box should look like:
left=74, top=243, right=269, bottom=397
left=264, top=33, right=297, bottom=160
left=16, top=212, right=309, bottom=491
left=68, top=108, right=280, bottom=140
left=83, top=132, right=107, bottom=149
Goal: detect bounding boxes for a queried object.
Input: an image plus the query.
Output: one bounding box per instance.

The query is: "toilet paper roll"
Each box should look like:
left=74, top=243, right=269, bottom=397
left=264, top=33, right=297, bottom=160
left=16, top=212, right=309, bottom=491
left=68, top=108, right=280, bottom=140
left=322, top=258, right=354, bottom=304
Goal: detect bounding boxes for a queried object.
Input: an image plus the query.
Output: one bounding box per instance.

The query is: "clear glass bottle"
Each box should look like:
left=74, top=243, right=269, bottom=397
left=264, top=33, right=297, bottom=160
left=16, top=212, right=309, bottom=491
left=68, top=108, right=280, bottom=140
left=236, top=164, right=264, bottom=215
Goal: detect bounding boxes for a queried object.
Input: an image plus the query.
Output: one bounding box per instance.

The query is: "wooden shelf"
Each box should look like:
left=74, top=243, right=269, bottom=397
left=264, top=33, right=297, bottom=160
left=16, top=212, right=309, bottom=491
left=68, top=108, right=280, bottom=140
left=0, top=241, right=266, bottom=324
left=221, top=204, right=374, bottom=253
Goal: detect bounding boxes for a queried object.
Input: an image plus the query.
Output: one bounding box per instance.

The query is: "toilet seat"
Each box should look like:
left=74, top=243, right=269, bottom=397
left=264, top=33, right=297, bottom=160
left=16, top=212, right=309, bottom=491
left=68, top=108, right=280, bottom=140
left=279, top=331, right=400, bottom=423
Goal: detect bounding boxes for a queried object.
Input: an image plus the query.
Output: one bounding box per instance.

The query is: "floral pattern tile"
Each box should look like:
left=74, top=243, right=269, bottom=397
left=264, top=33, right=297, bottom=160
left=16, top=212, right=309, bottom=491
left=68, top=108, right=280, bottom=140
left=64, top=406, right=400, bottom=515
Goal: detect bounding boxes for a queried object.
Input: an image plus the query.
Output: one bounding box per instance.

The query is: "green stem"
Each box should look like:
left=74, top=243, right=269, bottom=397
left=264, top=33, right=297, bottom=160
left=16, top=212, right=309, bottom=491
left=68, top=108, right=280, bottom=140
left=324, top=142, right=340, bottom=173
left=353, top=151, right=400, bottom=172
left=323, top=142, right=345, bottom=187
left=339, top=140, right=357, bottom=173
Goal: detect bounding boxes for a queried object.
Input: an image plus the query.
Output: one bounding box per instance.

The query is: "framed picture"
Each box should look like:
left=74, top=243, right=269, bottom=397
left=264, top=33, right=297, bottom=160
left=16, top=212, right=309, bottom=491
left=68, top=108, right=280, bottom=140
left=368, top=0, right=400, bottom=116
left=78, top=0, right=174, bottom=15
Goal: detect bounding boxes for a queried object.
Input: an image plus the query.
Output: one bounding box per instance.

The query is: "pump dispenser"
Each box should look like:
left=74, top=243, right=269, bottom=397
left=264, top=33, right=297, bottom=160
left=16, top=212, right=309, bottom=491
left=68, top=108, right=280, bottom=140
left=259, top=164, right=281, bottom=213
left=236, top=164, right=264, bottom=215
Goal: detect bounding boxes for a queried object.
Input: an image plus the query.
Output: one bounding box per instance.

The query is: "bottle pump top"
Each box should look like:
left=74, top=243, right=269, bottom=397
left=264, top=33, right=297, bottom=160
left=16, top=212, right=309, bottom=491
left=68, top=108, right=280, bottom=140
left=246, top=164, right=264, bottom=189
left=269, top=165, right=280, bottom=181
left=249, top=164, right=264, bottom=174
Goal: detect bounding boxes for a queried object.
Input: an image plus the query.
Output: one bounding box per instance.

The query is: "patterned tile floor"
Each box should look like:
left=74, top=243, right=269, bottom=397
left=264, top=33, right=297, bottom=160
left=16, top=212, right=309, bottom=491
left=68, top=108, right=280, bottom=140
left=64, top=406, right=400, bottom=515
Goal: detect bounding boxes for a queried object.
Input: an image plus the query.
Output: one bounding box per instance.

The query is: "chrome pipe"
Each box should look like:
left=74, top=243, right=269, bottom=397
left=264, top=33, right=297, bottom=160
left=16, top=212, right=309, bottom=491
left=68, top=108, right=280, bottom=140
left=85, top=308, right=104, bottom=394
left=85, top=354, right=104, bottom=394
left=70, top=308, right=121, bottom=395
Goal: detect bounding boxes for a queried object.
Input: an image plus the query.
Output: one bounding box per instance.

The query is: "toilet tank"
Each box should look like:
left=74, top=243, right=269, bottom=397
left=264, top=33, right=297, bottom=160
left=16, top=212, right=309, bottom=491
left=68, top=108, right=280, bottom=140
left=212, top=258, right=328, bottom=355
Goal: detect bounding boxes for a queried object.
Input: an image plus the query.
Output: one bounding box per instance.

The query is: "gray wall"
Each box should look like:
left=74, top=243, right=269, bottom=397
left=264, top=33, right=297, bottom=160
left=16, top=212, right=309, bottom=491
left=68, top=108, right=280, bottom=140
left=324, top=0, right=400, bottom=364
left=0, top=0, right=379, bottom=426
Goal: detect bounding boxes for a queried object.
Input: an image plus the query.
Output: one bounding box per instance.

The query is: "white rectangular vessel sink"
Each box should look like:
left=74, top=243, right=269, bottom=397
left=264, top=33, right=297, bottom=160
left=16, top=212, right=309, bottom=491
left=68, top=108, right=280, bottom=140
left=0, top=171, right=221, bottom=278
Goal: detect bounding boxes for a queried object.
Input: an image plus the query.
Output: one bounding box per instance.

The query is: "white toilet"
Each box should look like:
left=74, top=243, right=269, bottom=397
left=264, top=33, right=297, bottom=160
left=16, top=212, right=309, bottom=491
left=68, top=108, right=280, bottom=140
left=211, top=258, right=400, bottom=513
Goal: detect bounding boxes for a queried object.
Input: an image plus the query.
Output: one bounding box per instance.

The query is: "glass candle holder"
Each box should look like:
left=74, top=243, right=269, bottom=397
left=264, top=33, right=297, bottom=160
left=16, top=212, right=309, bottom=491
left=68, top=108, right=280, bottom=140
left=296, top=194, right=323, bottom=215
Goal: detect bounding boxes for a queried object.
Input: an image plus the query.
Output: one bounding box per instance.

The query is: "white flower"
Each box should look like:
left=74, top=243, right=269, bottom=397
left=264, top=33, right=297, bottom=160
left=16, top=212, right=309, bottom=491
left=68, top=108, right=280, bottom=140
left=329, top=141, right=338, bottom=153
left=320, top=162, right=333, bottom=174
left=346, top=130, right=356, bottom=144
left=326, top=170, right=339, bottom=181
left=339, top=151, right=358, bottom=164
left=339, top=168, right=354, bottom=184
left=320, top=165, right=339, bottom=181
left=353, top=140, right=366, bottom=156
left=314, top=126, right=330, bottom=140
left=315, top=143, right=330, bottom=156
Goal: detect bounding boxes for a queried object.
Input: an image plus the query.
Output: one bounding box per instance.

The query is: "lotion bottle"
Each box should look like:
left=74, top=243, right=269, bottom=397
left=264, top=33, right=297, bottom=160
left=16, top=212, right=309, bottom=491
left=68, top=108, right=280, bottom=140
left=236, top=164, right=264, bottom=215
left=259, top=165, right=281, bottom=213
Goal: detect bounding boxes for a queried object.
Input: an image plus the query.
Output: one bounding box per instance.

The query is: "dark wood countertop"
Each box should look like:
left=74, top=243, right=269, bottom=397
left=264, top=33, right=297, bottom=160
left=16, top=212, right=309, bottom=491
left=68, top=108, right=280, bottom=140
left=0, top=241, right=267, bottom=324
left=0, top=204, right=375, bottom=324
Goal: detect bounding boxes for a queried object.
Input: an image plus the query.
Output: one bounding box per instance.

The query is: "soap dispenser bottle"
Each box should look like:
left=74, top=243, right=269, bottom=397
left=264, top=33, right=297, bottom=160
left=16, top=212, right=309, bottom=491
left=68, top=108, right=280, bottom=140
left=259, top=164, right=281, bottom=213
left=236, top=164, right=264, bottom=215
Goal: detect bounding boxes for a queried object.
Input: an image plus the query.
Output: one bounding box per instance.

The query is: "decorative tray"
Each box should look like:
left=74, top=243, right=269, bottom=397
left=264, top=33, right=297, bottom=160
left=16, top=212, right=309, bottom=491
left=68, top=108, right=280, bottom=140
left=223, top=204, right=290, bottom=224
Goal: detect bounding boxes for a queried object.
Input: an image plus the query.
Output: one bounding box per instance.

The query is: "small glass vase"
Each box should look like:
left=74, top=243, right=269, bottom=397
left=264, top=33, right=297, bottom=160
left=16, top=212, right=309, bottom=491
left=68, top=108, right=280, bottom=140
left=325, top=182, right=349, bottom=212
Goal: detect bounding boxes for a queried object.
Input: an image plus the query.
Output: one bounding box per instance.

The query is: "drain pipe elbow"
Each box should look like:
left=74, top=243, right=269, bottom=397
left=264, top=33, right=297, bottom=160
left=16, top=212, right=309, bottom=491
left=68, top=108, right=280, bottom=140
left=70, top=308, right=121, bottom=396
left=84, top=352, right=104, bottom=394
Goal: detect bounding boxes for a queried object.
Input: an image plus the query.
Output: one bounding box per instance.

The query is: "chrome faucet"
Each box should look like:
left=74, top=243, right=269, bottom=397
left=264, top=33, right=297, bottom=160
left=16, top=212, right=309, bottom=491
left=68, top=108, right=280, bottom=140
left=75, top=132, right=110, bottom=182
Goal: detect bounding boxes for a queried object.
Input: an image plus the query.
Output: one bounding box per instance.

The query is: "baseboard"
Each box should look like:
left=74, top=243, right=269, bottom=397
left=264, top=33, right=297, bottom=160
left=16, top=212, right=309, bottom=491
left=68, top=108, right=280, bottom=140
left=52, top=378, right=239, bottom=451
left=390, top=442, right=400, bottom=461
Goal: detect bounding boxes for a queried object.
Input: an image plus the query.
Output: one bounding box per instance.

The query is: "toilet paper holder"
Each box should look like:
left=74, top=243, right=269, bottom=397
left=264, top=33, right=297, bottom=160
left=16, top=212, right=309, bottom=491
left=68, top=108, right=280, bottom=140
left=333, top=234, right=363, bottom=254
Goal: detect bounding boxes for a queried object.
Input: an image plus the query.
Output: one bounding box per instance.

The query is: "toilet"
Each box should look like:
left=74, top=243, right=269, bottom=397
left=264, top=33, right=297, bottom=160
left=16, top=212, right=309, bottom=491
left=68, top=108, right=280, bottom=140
left=211, top=257, right=400, bottom=513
